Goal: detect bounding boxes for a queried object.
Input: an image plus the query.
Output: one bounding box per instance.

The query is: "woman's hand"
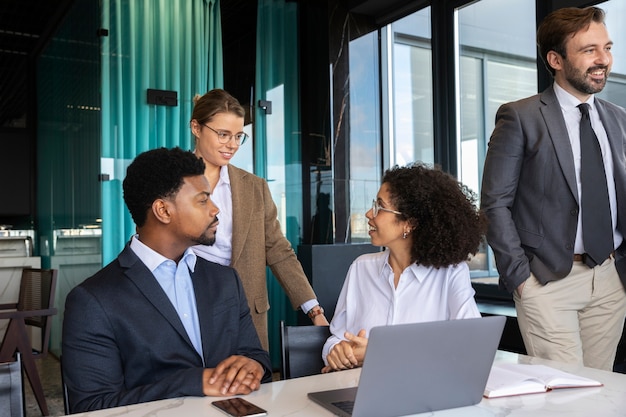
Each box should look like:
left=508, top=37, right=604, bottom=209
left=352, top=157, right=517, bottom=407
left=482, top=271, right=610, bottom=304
left=322, top=329, right=368, bottom=373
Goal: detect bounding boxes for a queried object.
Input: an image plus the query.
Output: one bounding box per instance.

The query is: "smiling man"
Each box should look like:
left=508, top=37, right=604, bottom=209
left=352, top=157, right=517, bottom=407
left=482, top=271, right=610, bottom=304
left=481, top=6, right=626, bottom=371
left=62, top=147, right=272, bottom=412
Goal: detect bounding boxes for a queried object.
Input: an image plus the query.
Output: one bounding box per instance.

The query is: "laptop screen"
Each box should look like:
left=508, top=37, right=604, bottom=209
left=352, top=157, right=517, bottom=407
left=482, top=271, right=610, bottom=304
left=308, top=316, right=506, bottom=417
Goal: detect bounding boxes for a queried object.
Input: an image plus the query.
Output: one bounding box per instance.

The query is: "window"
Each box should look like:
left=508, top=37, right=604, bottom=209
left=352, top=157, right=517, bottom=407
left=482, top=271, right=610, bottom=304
left=597, top=0, right=626, bottom=108
left=346, top=7, right=432, bottom=243
left=343, top=0, right=626, bottom=256
left=348, top=32, right=382, bottom=242
left=456, top=0, right=537, bottom=277
left=389, top=8, right=433, bottom=167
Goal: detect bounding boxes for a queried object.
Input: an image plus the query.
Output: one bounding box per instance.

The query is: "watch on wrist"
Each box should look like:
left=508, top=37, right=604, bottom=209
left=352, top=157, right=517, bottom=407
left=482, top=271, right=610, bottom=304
left=307, top=305, right=324, bottom=320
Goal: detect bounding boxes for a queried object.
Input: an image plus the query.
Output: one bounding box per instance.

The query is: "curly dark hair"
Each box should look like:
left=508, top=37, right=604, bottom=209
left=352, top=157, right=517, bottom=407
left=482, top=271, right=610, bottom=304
left=382, top=162, right=488, bottom=268
left=123, top=147, right=205, bottom=227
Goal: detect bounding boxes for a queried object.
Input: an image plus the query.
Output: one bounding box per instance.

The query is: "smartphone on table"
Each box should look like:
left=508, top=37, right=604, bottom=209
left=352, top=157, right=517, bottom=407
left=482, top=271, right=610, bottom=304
left=211, top=397, right=268, bottom=417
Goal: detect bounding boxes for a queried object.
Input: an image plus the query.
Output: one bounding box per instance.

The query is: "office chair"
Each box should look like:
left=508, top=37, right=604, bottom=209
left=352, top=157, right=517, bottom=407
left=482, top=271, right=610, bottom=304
left=0, top=268, right=58, bottom=416
left=279, top=320, right=330, bottom=379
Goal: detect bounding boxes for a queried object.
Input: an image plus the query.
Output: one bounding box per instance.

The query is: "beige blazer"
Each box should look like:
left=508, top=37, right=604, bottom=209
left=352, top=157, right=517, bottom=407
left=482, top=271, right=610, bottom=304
left=228, top=164, right=317, bottom=350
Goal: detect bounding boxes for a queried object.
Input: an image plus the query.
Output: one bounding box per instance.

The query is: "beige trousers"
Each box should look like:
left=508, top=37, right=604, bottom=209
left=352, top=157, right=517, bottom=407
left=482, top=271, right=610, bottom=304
left=514, top=256, right=626, bottom=371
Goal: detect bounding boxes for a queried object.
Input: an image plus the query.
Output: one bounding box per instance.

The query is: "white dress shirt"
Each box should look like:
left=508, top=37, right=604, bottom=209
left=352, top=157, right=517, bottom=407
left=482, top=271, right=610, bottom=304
left=554, top=82, right=621, bottom=253
left=322, top=250, right=480, bottom=364
left=193, top=165, right=233, bottom=266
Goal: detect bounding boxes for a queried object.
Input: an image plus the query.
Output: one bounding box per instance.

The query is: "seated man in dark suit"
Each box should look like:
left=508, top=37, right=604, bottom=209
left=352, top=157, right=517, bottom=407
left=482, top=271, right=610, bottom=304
left=62, top=147, right=272, bottom=412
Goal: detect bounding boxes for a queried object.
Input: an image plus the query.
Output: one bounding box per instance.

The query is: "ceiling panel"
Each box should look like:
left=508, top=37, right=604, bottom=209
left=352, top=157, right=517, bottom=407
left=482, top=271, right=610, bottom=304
left=0, top=0, right=74, bottom=127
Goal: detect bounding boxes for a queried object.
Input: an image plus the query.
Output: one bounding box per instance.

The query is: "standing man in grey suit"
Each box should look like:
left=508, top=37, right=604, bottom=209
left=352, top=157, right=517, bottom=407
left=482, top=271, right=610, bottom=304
left=481, top=6, right=626, bottom=371
left=62, top=147, right=272, bottom=412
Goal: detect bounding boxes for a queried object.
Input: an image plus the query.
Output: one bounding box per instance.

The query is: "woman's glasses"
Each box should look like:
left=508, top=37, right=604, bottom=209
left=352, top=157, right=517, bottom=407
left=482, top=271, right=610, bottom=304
left=371, top=200, right=403, bottom=217
left=204, top=124, right=249, bottom=146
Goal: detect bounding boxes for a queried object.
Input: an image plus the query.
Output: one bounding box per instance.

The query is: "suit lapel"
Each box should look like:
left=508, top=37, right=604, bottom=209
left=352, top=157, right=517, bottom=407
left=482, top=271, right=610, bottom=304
left=539, top=87, right=579, bottom=201
left=597, top=100, right=626, bottom=236
left=119, top=245, right=195, bottom=349
left=228, top=165, right=253, bottom=265
left=596, top=99, right=626, bottom=173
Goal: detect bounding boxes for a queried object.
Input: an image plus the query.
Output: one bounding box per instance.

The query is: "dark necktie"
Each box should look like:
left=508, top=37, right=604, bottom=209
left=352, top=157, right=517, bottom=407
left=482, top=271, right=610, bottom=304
left=578, top=103, right=613, bottom=267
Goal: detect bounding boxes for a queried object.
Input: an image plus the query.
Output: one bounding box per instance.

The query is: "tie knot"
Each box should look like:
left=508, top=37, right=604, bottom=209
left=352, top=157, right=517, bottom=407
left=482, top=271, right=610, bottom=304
left=578, top=103, right=591, bottom=116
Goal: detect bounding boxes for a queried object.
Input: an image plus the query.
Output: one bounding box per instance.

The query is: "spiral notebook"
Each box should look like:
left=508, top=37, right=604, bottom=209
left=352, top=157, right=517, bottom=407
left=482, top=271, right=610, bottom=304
left=308, top=315, right=506, bottom=417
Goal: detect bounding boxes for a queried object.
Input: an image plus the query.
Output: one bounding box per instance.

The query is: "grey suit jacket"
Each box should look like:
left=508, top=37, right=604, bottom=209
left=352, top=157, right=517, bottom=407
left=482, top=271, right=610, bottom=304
left=62, top=244, right=272, bottom=413
left=228, top=164, right=317, bottom=350
left=481, top=85, right=626, bottom=293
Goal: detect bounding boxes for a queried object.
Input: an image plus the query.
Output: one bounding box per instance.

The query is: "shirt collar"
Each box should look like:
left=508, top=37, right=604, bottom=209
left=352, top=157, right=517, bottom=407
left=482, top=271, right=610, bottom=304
left=554, top=81, right=595, bottom=112
left=130, top=235, right=197, bottom=273
left=379, top=249, right=422, bottom=282
left=219, top=164, right=231, bottom=186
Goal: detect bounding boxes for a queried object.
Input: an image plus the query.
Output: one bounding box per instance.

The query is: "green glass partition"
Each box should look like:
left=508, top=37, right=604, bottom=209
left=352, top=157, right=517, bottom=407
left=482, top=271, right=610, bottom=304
left=255, top=0, right=302, bottom=367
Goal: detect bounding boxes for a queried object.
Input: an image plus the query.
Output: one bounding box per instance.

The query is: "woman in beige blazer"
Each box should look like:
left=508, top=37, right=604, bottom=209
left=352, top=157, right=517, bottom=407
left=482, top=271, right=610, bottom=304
left=190, top=89, right=328, bottom=350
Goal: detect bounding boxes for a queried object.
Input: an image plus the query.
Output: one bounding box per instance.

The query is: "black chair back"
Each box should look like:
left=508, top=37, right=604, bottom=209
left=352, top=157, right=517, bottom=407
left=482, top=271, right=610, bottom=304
left=280, top=320, right=330, bottom=379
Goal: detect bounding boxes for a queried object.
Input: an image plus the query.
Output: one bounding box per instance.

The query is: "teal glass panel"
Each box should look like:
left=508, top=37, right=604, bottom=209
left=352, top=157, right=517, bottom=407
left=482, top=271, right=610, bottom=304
left=255, top=0, right=301, bottom=368
left=36, top=0, right=102, bottom=357
left=34, top=0, right=223, bottom=357
left=100, top=0, right=224, bottom=264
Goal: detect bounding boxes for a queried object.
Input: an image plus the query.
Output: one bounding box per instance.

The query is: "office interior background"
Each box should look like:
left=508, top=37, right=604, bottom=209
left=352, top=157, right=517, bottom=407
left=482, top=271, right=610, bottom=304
left=1, top=0, right=626, bottom=368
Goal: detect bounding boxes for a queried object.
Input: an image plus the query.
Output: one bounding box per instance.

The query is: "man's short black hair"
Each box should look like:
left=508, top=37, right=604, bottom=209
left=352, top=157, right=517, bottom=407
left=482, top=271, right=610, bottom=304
left=123, top=147, right=205, bottom=227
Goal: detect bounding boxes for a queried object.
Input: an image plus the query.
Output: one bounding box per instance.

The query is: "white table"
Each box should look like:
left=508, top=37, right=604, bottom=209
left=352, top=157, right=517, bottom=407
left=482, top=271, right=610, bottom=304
left=67, top=350, right=626, bottom=417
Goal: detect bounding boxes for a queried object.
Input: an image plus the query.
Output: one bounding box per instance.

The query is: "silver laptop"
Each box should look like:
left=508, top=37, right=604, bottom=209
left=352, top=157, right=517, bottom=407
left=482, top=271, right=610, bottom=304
left=308, top=315, right=506, bottom=417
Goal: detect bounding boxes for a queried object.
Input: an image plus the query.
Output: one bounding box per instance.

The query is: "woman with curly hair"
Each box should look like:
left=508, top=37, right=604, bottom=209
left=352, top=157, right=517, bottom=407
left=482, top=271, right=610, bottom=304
left=322, top=162, right=487, bottom=372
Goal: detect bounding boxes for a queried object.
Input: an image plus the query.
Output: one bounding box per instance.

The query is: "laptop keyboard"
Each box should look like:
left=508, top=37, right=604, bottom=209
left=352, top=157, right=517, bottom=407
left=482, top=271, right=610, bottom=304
left=332, top=400, right=355, bottom=414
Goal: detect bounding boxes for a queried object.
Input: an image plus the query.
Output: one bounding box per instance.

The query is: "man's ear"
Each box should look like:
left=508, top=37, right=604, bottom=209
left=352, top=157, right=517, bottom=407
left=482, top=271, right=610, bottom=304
left=151, top=199, right=172, bottom=224
left=546, top=50, right=562, bottom=72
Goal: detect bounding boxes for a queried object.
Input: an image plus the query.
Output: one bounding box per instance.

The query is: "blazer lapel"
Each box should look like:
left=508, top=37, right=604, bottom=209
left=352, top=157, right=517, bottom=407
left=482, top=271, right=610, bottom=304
left=118, top=245, right=195, bottom=349
left=539, top=86, right=579, bottom=202
left=229, top=165, right=253, bottom=265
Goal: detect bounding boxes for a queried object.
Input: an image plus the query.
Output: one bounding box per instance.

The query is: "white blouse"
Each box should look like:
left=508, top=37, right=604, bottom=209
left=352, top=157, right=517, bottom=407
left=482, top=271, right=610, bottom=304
left=322, top=250, right=480, bottom=364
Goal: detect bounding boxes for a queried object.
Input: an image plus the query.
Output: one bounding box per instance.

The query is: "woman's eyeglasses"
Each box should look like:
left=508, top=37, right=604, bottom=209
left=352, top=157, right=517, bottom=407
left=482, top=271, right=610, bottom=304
left=371, top=200, right=403, bottom=217
left=204, top=124, right=249, bottom=146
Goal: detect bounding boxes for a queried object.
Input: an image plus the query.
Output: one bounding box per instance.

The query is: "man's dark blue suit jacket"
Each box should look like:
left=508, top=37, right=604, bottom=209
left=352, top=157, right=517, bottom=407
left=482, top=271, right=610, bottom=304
left=62, top=244, right=272, bottom=412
